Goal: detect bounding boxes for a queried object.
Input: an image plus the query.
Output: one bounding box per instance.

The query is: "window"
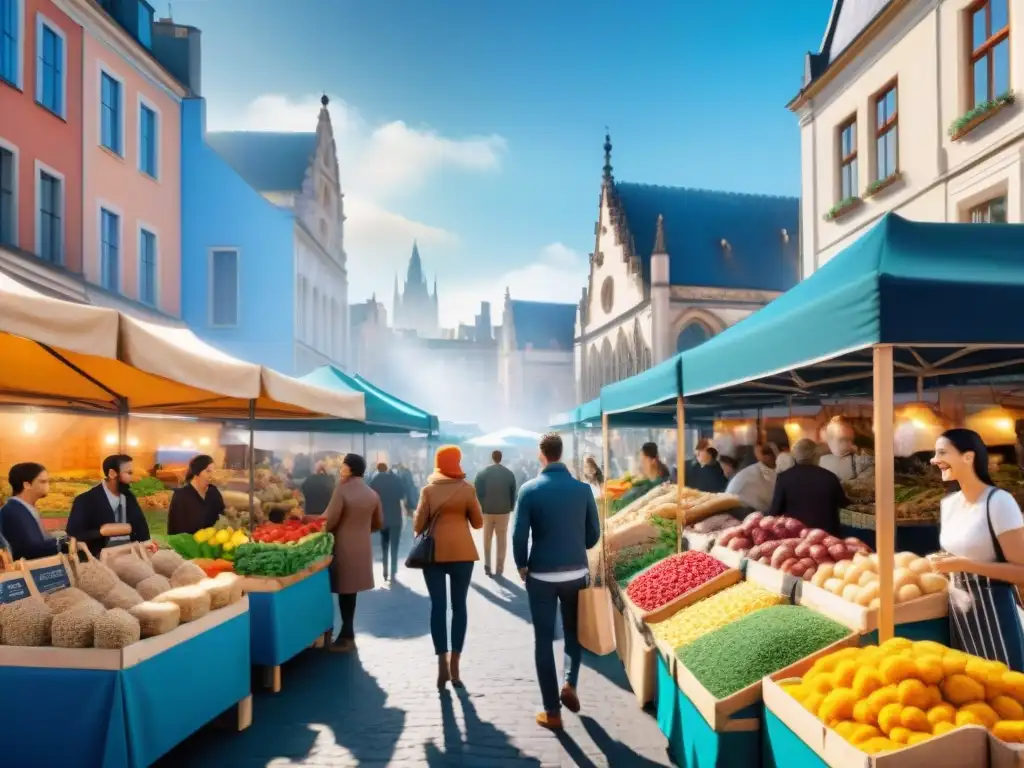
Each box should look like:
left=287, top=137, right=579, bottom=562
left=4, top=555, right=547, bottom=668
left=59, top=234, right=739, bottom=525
left=37, top=168, right=61, bottom=263
left=100, top=71, right=122, bottom=154
left=139, top=103, right=157, bottom=177
left=838, top=117, right=858, bottom=199
left=136, top=0, right=152, bottom=48
left=0, top=0, right=19, bottom=87
left=0, top=146, right=14, bottom=246
left=139, top=229, right=156, bottom=305
left=210, top=249, right=239, bottom=326
left=874, top=83, right=898, bottom=181
left=100, top=208, right=120, bottom=291
left=969, top=0, right=1010, bottom=108
left=36, top=18, right=64, bottom=117
left=969, top=196, right=1008, bottom=223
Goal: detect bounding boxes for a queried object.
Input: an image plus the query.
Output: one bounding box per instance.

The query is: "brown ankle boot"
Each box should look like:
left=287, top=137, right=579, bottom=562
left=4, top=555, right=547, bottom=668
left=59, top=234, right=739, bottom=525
left=450, top=651, right=464, bottom=688
left=437, top=654, right=451, bottom=689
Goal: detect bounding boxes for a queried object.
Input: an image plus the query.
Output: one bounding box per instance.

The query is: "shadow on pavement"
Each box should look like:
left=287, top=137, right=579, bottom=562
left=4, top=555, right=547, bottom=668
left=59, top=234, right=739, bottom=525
left=157, top=646, right=406, bottom=766
left=354, top=578, right=432, bottom=640
left=580, top=714, right=669, bottom=766
left=581, top=649, right=632, bottom=694
left=425, top=689, right=542, bottom=766
left=469, top=580, right=545, bottom=628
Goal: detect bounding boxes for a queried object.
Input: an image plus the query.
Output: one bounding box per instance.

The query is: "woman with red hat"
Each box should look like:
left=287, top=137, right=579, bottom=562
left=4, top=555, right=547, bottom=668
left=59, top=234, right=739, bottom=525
left=413, top=444, right=483, bottom=689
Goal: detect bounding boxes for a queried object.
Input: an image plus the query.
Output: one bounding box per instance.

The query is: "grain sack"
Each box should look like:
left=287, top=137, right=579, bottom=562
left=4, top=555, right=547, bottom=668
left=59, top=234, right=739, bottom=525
left=110, top=557, right=155, bottom=587
left=0, top=597, right=53, bottom=646
left=128, top=601, right=180, bottom=637
left=170, top=561, right=206, bottom=588
left=51, top=602, right=104, bottom=648
left=101, top=582, right=143, bottom=610
left=154, top=585, right=211, bottom=622
left=196, top=578, right=233, bottom=610
left=94, top=608, right=141, bottom=649
left=149, top=549, right=186, bottom=579
left=44, top=587, right=93, bottom=615
left=136, top=574, right=172, bottom=601
left=213, top=572, right=244, bottom=604
left=76, top=561, right=119, bottom=599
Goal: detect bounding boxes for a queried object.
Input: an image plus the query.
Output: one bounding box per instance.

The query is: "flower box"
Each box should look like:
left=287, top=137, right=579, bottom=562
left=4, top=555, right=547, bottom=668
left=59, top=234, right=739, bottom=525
left=864, top=172, right=902, bottom=199
left=949, top=91, right=1016, bottom=141
left=824, top=197, right=862, bottom=223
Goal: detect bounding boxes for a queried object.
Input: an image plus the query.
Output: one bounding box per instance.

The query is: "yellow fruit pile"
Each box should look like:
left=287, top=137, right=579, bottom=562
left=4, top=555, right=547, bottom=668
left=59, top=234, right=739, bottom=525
left=781, top=637, right=1024, bottom=755
left=648, top=580, right=786, bottom=650
left=194, top=526, right=249, bottom=552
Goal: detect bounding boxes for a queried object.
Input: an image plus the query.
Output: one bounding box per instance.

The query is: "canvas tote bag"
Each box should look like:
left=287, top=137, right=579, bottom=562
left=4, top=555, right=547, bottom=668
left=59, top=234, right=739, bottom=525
left=578, top=578, right=617, bottom=655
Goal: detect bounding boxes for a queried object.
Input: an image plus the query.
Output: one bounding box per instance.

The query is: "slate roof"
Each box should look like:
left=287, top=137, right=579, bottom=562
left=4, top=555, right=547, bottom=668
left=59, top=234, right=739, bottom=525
left=803, top=0, right=894, bottom=88
left=204, top=131, right=317, bottom=192
left=509, top=300, right=577, bottom=351
left=612, top=182, right=800, bottom=292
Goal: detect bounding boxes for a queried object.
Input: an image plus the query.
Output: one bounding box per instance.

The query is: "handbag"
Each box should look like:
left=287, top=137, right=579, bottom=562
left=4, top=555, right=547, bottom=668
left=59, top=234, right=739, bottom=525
left=405, top=504, right=439, bottom=569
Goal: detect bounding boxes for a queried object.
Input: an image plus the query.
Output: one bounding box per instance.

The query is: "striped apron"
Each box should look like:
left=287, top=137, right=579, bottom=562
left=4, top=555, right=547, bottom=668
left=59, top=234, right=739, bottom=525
left=947, top=488, right=1024, bottom=671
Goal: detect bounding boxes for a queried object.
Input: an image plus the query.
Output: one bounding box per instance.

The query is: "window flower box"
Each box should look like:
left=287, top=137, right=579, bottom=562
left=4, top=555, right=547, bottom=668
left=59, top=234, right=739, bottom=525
left=949, top=91, right=1015, bottom=141
left=863, top=171, right=902, bottom=199
left=823, top=196, right=861, bottom=223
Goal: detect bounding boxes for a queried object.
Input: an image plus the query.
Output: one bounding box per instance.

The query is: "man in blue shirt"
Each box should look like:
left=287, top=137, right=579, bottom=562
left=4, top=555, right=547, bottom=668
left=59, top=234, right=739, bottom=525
left=513, top=433, right=600, bottom=730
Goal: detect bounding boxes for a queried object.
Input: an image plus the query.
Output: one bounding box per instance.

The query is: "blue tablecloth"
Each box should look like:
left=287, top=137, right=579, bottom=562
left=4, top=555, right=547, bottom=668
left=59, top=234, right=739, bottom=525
left=248, top=567, right=334, bottom=667
left=0, top=608, right=250, bottom=768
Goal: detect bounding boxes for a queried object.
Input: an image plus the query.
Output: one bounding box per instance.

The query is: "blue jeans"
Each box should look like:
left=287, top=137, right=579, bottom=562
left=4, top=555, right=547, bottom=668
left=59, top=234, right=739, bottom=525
left=526, top=575, right=587, bottom=713
left=423, top=561, right=474, bottom=655
left=380, top=524, right=401, bottom=579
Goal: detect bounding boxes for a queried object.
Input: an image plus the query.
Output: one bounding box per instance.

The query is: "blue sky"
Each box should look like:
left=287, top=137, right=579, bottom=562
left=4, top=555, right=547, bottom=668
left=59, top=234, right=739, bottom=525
left=169, top=0, right=828, bottom=326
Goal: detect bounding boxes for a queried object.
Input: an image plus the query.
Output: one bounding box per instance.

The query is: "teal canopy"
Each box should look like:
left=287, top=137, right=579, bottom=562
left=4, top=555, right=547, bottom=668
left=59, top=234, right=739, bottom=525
left=680, top=214, right=1024, bottom=402
left=549, top=397, right=681, bottom=430
left=247, top=366, right=438, bottom=434
left=600, top=355, right=681, bottom=414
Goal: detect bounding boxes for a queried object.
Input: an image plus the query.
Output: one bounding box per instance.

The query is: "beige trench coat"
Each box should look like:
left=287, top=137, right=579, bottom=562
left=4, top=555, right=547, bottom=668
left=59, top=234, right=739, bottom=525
left=323, top=477, right=383, bottom=594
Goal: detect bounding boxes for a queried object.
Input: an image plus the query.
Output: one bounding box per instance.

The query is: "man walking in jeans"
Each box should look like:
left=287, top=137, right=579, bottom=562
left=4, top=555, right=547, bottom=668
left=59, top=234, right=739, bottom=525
left=513, top=433, right=601, bottom=730
left=474, top=450, right=517, bottom=577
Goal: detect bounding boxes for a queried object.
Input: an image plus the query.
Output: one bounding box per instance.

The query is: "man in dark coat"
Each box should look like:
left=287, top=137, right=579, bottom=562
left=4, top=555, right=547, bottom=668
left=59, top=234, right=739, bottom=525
left=767, top=439, right=848, bottom=535
left=369, top=462, right=408, bottom=585
left=67, top=454, right=150, bottom=557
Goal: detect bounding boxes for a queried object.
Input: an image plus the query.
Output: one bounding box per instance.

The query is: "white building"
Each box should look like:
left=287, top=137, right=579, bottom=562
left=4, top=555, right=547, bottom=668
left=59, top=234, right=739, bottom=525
left=792, top=0, right=1022, bottom=277
left=206, top=96, right=349, bottom=374
left=576, top=135, right=801, bottom=402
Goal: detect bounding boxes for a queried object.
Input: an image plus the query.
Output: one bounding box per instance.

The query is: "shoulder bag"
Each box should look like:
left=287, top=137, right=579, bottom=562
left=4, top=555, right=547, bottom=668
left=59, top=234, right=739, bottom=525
left=406, top=498, right=439, bottom=569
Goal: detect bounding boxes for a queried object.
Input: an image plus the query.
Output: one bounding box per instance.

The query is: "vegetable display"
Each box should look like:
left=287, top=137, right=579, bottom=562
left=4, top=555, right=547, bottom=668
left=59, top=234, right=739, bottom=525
left=810, top=551, right=948, bottom=607
left=780, top=638, right=1024, bottom=753
left=625, top=551, right=728, bottom=612
left=648, top=580, right=786, bottom=650
left=605, top=484, right=742, bottom=553
left=233, top=531, right=334, bottom=578
left=251, top=517, right=326, bottom=544
left=166, top=526, right=250, bottom=562
left=610, top=516, right=677, bottom=585
left=679, top=605, right=850, bottom=698
left=717, top=513, right=873, bottom=581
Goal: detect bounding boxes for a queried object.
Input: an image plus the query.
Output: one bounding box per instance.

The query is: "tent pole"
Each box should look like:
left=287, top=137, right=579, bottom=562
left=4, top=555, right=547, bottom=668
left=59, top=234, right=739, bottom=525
left=600, top=412, right=610, bottom=586
left=248, top=400, right=256, bottom=534
left=874, top=345, right=896, bottom=642
left=117, top=398, right=128, bottom=454
left=676, top=396, right=685, bottom=553
left=362, top=432, right=367, bottom=456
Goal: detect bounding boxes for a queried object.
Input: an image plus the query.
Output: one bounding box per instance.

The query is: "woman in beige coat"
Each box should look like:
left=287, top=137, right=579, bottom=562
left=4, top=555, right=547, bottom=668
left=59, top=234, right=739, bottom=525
left=324, top=453, right=383, bottom=653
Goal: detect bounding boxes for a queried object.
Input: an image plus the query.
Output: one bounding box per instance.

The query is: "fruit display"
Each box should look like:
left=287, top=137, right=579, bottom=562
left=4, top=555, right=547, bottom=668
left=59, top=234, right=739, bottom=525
left=251, top=517, right=326, bottom=543
left=233, top=521, right=334, bottom=578
left=609, top=516, right=676, bottom=585
left=165, top=525, right=250, bottom=563
left=605, top=484, right=742, bottom=552
left=678, top=605, right=850, bottom=698
left=778, top=637, right=1024, bottom=753
left=648, top=580, right=787, bottom=650
left=684, top=513, right=741, bottom=537
left=625, top=551, right=729, bottom=612
left=809, top=551, right=949, bottom=607
left=717, top=513, right=873, bottom=581
left=605, top=474, right=636, bottom=501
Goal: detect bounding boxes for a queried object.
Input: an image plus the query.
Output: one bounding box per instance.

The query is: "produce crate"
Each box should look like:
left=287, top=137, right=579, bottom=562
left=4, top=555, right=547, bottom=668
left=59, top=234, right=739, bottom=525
left=709, top=544, right=745, bottom=571
left=683, top=531, right=716, bottom=553
left=236, top=555, right=332, bottom=593
left=858, top=616, right=950, bottom=646
left=761, top=674, right=989, bottom=768
left=624, top=566, right=743, bottom=625
left=795, top=580, right=948, bottom=636
left=612, top=598, right=657, bottom=707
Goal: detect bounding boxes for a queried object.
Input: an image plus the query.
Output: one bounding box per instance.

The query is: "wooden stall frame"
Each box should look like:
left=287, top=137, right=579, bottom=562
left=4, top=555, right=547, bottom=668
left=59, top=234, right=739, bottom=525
left=601, top=412, right=610, bottom=586
left=676, top=396, right=685, bottom=553
left=874, top=344, right=896, bottom=641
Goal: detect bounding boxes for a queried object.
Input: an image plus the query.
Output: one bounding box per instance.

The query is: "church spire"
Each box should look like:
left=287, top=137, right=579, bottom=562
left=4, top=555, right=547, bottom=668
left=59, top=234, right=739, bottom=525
left=652, top=214, right=667, bottom=255
left=406, top=241, right=424, bottom=285
left=602, top=129, right=613, bottom=185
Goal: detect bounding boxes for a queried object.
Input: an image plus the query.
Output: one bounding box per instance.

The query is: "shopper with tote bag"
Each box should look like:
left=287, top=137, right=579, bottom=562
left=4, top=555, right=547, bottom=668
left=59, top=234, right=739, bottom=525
left=513, top=433, right=602, bottom=731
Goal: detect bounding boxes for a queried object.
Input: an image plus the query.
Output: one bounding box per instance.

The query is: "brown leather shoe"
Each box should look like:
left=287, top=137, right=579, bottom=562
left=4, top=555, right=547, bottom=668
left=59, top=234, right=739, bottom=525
left=536, top=711, right=563, bottom=730
left=560, top=684, right=580, bottom=713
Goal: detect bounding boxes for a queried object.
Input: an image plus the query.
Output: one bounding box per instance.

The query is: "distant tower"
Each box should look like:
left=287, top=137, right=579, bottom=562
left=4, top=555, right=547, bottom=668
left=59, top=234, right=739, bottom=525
left=393, top=242, right=440, bottom=336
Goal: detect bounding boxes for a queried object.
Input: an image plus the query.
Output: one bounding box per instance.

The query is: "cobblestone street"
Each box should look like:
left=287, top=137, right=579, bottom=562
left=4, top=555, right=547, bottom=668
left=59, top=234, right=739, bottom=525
left=161, top=529, right=673, bottom=767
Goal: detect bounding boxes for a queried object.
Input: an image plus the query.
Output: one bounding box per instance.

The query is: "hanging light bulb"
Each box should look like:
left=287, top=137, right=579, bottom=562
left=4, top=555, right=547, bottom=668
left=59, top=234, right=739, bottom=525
left=104, top=434, right=117, bottom=446
left=22, top=419, right=37, bottom=435
left=128, top=437, right=139, bottom=448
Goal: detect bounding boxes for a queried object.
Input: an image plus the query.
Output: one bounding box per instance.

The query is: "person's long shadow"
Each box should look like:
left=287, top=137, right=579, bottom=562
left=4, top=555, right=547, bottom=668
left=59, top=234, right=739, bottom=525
left=425, top=689, right=542, bottom=766
left=155, top=646, right=406, bottom=766
left=579, top=714, right=669, bottom=766
left=468, top=580, right=543, bottom=628
left=351, top=527, right=432, bottom=640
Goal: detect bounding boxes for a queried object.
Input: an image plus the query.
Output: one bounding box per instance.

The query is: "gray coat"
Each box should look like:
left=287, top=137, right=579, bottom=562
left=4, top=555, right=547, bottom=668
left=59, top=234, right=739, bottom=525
left=474, top=463, right=517, bottom=515
left=369, top=471, right=407, bottom=529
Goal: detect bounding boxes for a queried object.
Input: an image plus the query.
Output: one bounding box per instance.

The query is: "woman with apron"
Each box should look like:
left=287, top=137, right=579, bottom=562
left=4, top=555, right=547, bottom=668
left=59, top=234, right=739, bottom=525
left=931, top=429, right=1024, bottom=670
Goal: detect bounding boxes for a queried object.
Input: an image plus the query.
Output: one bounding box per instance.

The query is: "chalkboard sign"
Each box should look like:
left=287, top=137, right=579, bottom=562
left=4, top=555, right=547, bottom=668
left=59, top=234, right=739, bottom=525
left=30, top=563, right=71, bottom=594
left=0, top=576, right=30, bottom=604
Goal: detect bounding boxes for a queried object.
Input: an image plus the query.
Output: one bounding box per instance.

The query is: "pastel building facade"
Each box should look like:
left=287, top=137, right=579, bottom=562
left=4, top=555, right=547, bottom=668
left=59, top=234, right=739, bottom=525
left=0, top=0, right=184, bottom=319
left=792, top=0, right=1023, bottom=277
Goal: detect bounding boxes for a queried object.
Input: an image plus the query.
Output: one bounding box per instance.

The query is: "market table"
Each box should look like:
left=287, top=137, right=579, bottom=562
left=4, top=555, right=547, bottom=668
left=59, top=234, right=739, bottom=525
left=244, top=557, right=334, bottom=692
left=0, top=597, right=252, bottom=768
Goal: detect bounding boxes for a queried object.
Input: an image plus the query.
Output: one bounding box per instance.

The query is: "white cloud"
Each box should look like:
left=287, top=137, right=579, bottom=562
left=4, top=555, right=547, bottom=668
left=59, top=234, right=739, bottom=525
left=439, top=242, right=587, bottom=329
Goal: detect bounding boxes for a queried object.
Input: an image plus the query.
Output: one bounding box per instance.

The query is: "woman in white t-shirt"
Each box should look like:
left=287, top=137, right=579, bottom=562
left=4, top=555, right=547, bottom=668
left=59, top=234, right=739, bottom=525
left=931, top=429, right=1024, bottom=670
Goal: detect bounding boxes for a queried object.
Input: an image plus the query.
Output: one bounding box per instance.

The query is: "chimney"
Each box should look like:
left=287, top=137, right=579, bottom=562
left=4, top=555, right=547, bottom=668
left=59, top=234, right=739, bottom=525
left=152, top=19, right=202, bottom=96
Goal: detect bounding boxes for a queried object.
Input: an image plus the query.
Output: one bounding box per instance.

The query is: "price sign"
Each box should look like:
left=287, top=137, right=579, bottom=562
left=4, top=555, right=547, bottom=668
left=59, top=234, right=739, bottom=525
left=0, top=575, right=30, bottom=604
left=29, top=563, right=71, bottom=594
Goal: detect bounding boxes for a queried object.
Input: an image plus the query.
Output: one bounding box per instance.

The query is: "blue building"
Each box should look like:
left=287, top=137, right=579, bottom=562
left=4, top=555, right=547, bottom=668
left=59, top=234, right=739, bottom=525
left=576, top=134, right=800, bottom=401
left=177, top=72, right=349, bottom=374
